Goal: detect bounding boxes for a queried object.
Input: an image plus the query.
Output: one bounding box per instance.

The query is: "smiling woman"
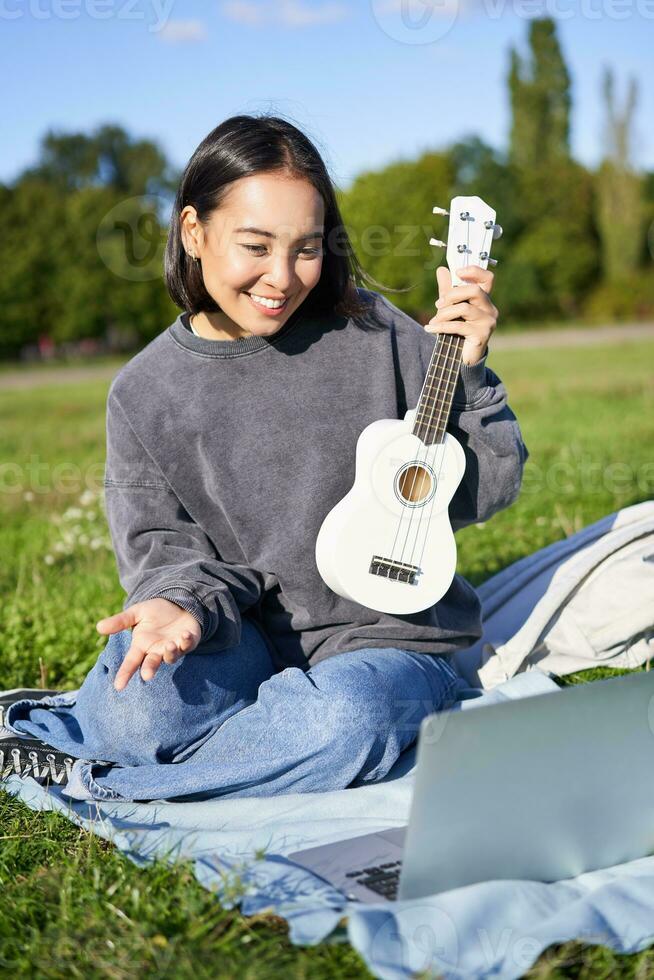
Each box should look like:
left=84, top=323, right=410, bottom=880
left=163, top=114, right=371, bottom=342
left=180, top=172, right=326, bottom=340
left=2, top=112, right=528, bottom=807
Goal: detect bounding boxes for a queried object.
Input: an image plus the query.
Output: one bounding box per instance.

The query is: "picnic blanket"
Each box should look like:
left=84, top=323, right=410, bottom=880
left=5, top=666, right=654, bottom=980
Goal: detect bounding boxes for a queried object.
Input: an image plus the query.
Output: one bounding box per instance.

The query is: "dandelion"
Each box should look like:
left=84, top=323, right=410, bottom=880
left=44, top=555, right=55, bottom=565
left=48, top=493, right=112, bottom=563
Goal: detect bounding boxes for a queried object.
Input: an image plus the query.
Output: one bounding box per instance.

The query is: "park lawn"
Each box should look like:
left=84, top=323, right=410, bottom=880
left=1, top=338, right=653, bottom=978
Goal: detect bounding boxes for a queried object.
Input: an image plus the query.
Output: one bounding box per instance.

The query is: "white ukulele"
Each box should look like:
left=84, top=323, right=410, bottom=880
left=315, top=196, right=502, bottom=614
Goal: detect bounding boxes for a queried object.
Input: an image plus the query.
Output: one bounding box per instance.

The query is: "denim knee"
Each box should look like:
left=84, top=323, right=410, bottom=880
left=72, top=621, right=275, bottom=766
left=304, top=649, right=461, bottom=746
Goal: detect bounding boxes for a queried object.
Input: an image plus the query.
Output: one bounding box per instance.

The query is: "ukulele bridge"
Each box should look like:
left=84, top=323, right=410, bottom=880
left=369, top=556, right=420, bottom=585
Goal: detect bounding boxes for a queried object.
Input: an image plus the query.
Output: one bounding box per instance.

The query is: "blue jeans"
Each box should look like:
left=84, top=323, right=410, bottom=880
left=5, top=619, right=470, bottom=804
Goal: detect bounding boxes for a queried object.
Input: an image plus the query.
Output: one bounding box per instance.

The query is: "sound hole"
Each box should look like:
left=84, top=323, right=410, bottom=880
left=398, top=465, right=432, bottom=503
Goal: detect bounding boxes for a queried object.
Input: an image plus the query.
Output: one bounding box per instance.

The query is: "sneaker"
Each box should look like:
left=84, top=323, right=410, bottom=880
left=0, top=730, right=75, bottom=787
left=0, top=688, right=62, bottom=729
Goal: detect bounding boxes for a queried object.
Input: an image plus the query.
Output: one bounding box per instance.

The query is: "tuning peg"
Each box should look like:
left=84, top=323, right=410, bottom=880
left=429, top=238, right=446, bottom=248
left=484, top=220, right=503, bottom=240
left=488, top=257, right=498, bottom=266
left=432, top=206, right=449, bottom=216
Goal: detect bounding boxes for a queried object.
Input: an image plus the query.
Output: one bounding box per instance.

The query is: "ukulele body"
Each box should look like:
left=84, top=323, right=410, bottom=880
left=315, top=407, right=466, bottom=614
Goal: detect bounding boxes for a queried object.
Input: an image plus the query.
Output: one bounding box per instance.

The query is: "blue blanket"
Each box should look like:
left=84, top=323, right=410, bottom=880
left=4, top=668, right=654, bottom=979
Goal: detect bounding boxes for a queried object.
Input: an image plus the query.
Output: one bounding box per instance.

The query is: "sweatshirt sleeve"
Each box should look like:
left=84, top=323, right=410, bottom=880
left=102, top=388, right=265, bottom=647
left=445, top=354, right=530, bottom=532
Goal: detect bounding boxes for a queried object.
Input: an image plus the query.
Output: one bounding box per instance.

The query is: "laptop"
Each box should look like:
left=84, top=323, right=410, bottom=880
left=288, top=669, right=654, bottom=903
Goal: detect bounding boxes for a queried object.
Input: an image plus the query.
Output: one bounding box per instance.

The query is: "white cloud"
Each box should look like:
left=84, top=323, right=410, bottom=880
left=157, top=20, right=208, bottom=42
left=221, top=0, right=349, bottom=28
left=375, top=0, right=468, bottom=15
left=279, top=0, right=349, bottom=25
left=221, top=1, right=267, bottom=25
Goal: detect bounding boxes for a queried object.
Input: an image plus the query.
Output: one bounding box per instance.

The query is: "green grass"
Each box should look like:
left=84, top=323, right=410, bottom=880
left=0, top=355, right=128, bottom=376
left=1, top=340, right=653, bottom=977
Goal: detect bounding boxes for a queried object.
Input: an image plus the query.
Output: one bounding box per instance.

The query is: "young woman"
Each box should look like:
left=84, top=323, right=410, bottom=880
left=2, top=114, right=527, bottom=802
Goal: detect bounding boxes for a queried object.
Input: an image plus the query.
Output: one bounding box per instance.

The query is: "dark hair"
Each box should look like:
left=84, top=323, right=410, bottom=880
left=164, top=113, right=379, bottom=322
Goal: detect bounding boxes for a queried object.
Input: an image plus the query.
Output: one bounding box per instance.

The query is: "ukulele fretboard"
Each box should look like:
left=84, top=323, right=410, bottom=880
left=412, top=333, right=464, bottom=445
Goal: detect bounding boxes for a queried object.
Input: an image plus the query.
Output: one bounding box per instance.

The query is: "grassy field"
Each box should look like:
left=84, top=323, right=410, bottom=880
left=0, top=354, right=129, bottom=376
left=1, top=339, right=653, bottom=977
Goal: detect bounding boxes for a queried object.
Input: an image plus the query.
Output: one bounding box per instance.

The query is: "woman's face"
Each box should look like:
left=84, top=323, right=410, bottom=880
left=181, top=172, right=325, bottom=339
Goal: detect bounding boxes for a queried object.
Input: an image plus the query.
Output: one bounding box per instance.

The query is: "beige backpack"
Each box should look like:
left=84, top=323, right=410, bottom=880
left=452, top=500, right=654, bottom=689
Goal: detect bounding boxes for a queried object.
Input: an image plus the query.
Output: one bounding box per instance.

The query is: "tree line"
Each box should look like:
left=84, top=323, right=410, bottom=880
left=0, top=18, right=652, bottom=360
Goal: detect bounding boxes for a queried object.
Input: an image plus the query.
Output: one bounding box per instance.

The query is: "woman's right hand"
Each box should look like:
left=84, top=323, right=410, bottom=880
left=96, top=598, right=202, bottom=692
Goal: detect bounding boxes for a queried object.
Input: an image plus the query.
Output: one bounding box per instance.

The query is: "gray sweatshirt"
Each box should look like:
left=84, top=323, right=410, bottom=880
left=103, top=288, right=529, bottom=670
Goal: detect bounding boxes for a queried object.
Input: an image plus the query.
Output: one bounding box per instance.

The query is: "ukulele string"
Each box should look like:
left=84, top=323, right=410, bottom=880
left=388, top=256, right=460, bottom=573
left=406, top=224, right=473, bottom=570
left=394, top=212, right=493, bottom=576
left=386, top=335, right=455, bottom=567
left=414, top=220, right=494, bottom=575
left=405, top=334, right=460, bottom=570
left=392, top=211, right=473, bottom=573
left=389, top=331, right=459, bottom=570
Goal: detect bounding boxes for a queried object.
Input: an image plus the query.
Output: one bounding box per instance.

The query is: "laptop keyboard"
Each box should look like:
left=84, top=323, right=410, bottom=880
left=345, top=860, right=402, bottom=900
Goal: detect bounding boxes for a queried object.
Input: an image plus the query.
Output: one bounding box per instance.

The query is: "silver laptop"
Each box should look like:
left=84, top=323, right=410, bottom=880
left=288, top=669, right=654, bottom=902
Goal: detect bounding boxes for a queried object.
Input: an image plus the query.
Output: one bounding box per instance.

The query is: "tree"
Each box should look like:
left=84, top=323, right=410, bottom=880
left=0, top=178, right=68, bottom=358
left=0, top=124, right=180, bottom=358
left=508, top=18, right=571, bottom=171
left=506, top=18, right=599, bottom=321
left=338, top=152, right=455, bottom=319
left=596, top=68, right=644, bottom=283
left=23, top=124, right=178, bottom=199
left=446, top=136, right=518, bottom=320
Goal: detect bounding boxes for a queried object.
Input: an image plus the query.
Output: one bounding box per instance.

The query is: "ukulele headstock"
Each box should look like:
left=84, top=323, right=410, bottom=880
left=430, top=196, right=501, bottom=287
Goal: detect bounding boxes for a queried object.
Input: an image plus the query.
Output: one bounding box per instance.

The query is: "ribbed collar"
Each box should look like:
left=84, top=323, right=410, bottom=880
left=168, top=307, right=306, bottom=358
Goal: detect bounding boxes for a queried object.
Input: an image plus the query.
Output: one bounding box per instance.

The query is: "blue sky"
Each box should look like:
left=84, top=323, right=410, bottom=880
left=1, top=0, right=652, bottom=189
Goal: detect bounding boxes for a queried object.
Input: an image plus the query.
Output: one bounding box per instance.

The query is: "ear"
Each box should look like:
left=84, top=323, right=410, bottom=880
left=436, top=265, right=452, bottom=299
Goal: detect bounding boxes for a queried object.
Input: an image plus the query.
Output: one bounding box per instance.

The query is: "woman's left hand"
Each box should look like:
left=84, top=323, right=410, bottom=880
left=425, top=265, right=498, bottom=367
